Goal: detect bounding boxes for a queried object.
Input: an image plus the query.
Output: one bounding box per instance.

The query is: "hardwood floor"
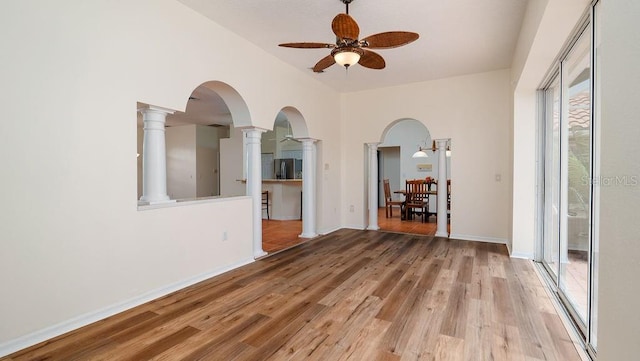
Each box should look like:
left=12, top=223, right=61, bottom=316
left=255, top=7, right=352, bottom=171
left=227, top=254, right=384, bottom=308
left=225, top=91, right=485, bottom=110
left=262, top=219, right=303, bottom=253
left=4, top=229, right=581, bottom=361
left=263, top=208, right=444, bottom=254
left=377, top=208, right=442, bottom=235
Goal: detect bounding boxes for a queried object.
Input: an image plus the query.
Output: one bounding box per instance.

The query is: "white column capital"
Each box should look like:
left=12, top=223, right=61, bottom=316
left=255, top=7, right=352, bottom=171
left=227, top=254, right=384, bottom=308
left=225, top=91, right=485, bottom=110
left=138, top=105, right=176, bottom=117
left=240, top=126, right=269, bottom=135
left=367, top=142, right=381, bottom=150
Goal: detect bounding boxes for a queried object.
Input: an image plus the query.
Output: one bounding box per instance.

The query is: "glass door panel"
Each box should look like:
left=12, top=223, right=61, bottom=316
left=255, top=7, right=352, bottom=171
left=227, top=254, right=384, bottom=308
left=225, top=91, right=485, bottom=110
left=589, top=1, right=601, bottom=349
left=559, top=26, right=592, bottom=325
left=543, top=77, right=561, bottom=280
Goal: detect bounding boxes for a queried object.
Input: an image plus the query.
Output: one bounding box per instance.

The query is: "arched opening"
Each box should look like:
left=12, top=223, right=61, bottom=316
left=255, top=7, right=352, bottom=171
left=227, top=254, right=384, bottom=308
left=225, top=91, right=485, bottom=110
left=136, top=81, right=252, bottom=202
left=375, top=118, right=451, bottom=235
left=260, top=107, right=315, bottom=253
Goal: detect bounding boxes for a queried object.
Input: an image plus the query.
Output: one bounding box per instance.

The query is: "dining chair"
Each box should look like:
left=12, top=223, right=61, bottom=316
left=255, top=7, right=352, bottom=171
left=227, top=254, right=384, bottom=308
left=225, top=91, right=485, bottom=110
left=261, top=190, right=270, bottom=220
left=405, top=179, right=429, bottom=222
left=383, top=179, right=403, bottom=218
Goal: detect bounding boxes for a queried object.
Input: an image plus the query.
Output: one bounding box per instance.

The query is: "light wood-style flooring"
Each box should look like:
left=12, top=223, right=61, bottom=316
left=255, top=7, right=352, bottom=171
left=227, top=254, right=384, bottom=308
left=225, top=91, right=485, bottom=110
left=262, top=208, right=442, bottom=254
left=3, top=229, right=581, bottom=361
left=262, top=218, right=303, bottom=253
left=377, top=208, right=441, bottom=236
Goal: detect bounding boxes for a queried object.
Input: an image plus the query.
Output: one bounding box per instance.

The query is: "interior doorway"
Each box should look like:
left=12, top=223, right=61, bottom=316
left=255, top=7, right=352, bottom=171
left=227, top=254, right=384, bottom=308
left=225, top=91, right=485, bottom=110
left=376, top=119, right=450, bottom=235
left=261, top=111, right=308, bottom=253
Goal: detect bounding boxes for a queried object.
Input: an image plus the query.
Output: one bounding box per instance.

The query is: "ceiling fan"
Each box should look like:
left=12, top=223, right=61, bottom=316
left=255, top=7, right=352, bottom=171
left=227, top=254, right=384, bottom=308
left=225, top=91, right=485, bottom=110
left=280, top=122, right=300, bottom=143
left=279, top=0, right=419, bottom=73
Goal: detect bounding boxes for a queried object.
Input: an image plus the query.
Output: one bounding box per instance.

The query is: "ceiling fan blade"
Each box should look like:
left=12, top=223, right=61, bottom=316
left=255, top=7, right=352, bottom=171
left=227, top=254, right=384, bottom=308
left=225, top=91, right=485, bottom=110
left=331, top=13, right=359, bottom=40
left=362, top=31, right=419, bottom=49
left=359, top=49, right=385, bottom=70
left=279, top=42, right=334, bottom=49
left=313, top=54, right=336, bottom=73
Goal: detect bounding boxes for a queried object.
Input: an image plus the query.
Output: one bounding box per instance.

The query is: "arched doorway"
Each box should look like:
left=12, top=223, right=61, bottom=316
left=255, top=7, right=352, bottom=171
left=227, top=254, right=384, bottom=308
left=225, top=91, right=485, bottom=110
left=260, top=107, right=317, bottom=253
left=373, top=119, right=451, bottom=235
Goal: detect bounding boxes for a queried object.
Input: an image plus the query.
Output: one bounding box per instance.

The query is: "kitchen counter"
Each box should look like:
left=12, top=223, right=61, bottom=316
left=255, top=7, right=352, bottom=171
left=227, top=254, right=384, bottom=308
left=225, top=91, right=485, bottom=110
left=262, top=181, right=302, bottom=220
left=236, top=179, right=302, bottom=220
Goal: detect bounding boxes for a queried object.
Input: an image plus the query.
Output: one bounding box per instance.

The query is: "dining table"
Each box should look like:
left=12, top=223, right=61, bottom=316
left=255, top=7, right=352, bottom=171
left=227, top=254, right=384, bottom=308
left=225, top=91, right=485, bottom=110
left=393, top=188, right=437, bottom=220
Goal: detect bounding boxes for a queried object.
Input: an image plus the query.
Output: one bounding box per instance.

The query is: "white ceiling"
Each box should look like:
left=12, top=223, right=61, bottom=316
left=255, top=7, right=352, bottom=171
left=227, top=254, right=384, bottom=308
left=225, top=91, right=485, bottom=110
left=160, top=0, right=528, bottom=127
left=177, top=0, right=529, bottom=93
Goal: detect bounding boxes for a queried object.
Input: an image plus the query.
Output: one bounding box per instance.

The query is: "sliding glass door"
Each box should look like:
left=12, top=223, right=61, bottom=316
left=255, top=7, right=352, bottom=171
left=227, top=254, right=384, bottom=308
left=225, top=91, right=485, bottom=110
left=539, top=2, right=599, bottom=355
left=559, top=24, right=591, bottom=326
left=542, top=76, right=561, bottom=281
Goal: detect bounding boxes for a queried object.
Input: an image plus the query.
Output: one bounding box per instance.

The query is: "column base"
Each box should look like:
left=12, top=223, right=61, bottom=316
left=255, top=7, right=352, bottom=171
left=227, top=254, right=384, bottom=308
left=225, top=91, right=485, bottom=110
left=148, top=199, right=176, bottom=205
left=138, top=199, right=176, bottom=206
left=299, top=232, right=318, bottom=239
left=367, top=225, right=380, bottom=231
left=435, top=231, right=449, bottom=238
left=253, top=250, right=268, bottom=259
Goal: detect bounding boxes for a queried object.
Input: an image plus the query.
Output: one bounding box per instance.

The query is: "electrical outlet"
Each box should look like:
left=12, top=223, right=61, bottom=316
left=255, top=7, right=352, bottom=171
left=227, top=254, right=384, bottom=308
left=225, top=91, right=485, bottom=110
left=349, top=205, right=355, bottom=212
left=222, top=231, right=228, bottom=241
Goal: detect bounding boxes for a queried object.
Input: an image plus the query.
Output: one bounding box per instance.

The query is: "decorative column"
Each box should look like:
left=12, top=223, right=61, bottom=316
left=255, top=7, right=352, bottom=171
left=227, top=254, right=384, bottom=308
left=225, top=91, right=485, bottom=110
left=300, top=138, right=318, bottom=238
left=139, top=105, right=175, bottom=204
left=243, top=127, right=267, bottom=258
left=435, top=139, right=449, bottom=237
left=367, top=142, right=380, bottom=230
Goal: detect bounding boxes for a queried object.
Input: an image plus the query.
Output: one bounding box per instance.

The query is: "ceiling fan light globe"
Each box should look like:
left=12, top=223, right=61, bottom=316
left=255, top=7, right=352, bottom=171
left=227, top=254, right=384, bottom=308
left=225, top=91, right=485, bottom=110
left=334, top=49, right=361, bottom=67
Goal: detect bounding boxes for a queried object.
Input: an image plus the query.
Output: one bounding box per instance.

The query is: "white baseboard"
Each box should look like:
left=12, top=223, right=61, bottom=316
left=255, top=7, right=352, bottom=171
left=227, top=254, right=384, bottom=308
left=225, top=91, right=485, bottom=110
left=318, top=226, right=342, bottom=235
left=0, top=258, right=254, bottom=358
left=449, top=233, right=507, bottom=245
left=510, top=251, right=534, bottom=259
left=343, top=225, right=366, bottom=231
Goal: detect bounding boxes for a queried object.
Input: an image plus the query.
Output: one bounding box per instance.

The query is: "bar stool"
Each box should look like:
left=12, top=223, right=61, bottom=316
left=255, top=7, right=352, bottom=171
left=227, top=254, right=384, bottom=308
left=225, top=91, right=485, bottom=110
left=261, top=191, right=270, bottom=220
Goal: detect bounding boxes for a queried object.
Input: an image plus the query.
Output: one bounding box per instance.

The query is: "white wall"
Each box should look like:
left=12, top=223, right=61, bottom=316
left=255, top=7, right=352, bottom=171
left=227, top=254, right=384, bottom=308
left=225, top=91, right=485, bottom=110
left=342, top=69, right=512, bottom=243
left=0, top=0, right=342, bottom=354
left=220, top=126, right=246, bottom=197
left=510, top=0, right=590, bottom=257
left=196, top=125, right=226, bottom=197
left=597, top=0, right=640, bottom=358
left=166, top=125, right=197, bottom=199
